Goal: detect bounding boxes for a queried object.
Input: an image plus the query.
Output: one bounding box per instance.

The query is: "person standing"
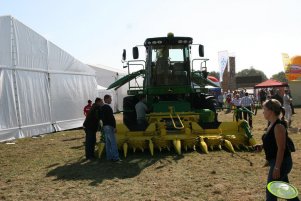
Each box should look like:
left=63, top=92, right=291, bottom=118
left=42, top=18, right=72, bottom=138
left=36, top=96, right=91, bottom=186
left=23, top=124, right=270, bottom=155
left=241, top=92, right=254, bottom=128
left=217, top=93, right=224, bottom=111
left=288, top=90, right=296, bottom=115
left=135, top=95, right=149, bottom=131
left=271, top=90, right=283, bottom=106
left=283, top=89, right=293, bottom=127
left=83, top=98, right=103, bottom=160
left=231, top=94, right=242, bottom=121
left=101, top=94, right=120, bottom=162
left=83, top=100, right=92, bottom=116
left=254, top=99, right=299, bottom=201
left=259, top=89, right=267, bottom=106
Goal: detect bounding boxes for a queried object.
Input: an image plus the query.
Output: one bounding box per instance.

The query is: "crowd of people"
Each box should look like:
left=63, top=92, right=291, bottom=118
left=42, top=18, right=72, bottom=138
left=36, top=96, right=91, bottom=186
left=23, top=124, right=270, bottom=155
left=214, top=90, right=255, bottom=128
left=213, top=88, right=296, bottom=128
left=259, top=88, right=296, bottom=127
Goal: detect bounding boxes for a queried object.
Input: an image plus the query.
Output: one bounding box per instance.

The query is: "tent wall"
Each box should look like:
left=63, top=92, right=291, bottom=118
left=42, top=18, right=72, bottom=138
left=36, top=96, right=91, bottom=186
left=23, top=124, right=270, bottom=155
left=50, top=74, right=97, bottom=131
left=0, top=16, right=97, bottom=142
left=0, top=70, right=19, bottom=140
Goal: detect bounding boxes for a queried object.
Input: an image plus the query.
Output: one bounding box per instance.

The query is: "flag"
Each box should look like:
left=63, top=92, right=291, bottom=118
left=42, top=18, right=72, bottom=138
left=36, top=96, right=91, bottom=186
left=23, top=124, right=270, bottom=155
left=218, top=51, right=229, bottom=82
left=281, top=53, right=290, bottom=73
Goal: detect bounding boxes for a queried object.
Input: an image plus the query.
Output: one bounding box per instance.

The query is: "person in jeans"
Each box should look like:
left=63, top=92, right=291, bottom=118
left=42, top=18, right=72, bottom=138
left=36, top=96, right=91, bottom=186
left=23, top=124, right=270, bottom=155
left=254, top=99, right=299, bottom=201
left=101, top=94, right=120, bottom=162
left=83, top=98, right=103, bottom=160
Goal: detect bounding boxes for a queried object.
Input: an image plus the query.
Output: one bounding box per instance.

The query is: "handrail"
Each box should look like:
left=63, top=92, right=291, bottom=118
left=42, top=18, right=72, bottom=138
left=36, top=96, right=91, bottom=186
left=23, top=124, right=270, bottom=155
left=169, top=113, right=185, bottom=130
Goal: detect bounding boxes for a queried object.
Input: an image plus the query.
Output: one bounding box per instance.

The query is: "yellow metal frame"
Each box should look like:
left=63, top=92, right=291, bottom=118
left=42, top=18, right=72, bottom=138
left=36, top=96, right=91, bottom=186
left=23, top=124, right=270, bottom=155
left=98, top=111, right=256, bottom=158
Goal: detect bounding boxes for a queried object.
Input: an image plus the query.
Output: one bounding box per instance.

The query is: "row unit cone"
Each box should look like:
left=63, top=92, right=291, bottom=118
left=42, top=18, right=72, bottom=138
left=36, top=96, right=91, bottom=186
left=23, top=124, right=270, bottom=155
left=98, top=138, right=252, bottom=159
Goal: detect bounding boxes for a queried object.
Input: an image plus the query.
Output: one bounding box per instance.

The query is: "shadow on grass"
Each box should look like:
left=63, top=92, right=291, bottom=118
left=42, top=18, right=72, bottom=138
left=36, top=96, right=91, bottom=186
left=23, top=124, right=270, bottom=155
left=70, top=145, right=84, bottom=149
left=46, top=151, right=183, bottom=186
left=61, top=137, right=84, bottom=142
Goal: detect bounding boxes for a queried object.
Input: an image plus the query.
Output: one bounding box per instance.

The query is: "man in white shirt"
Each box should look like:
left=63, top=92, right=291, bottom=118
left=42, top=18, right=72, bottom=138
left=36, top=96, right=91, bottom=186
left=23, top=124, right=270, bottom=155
left=231, top=94, right=242, bottom=121
left=240, top=92, right=254, bottom=128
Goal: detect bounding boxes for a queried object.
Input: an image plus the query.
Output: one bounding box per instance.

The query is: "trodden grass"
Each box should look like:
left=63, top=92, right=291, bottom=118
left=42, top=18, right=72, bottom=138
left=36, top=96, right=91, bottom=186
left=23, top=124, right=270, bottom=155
left=0, top=109, right=300, bottom=201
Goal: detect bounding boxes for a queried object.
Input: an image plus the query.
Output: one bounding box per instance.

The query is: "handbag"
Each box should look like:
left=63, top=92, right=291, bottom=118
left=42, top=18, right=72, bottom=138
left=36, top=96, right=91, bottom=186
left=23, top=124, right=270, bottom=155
left=287, top=136, right=296, bottom=152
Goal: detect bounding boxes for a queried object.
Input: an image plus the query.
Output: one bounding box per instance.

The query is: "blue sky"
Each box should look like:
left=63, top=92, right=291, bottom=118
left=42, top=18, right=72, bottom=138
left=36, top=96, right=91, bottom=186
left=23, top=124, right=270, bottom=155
left=1, top=0, right=301, bottom=77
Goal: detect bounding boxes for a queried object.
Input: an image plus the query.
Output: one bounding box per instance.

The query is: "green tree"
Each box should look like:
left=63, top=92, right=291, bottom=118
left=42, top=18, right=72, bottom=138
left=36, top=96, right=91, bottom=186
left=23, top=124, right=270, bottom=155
left=271, top=71, right=288, bottom=82
left=208, top=71, right=220, bottom=80
left=236, top=67, right=268, bottom=81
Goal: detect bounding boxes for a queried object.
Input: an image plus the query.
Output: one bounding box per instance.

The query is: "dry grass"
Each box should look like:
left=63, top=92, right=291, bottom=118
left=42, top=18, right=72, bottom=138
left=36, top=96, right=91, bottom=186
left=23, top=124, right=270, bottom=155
left=0, top=109, right=301, bottom=201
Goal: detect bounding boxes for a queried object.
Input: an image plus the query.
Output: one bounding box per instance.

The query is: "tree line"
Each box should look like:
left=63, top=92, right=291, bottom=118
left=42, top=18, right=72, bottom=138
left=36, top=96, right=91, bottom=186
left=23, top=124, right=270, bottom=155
left=208, top=67, right=288, bottom=83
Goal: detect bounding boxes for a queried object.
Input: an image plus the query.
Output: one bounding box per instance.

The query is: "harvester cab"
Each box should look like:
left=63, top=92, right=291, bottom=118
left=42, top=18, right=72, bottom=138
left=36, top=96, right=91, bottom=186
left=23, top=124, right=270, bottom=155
left=103, top=33, right=256, bottom=158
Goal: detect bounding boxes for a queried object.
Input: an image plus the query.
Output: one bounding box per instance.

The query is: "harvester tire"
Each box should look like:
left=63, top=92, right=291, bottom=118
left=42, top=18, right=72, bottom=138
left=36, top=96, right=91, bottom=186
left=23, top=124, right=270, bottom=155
left=123, top=96, right=139, bottom=130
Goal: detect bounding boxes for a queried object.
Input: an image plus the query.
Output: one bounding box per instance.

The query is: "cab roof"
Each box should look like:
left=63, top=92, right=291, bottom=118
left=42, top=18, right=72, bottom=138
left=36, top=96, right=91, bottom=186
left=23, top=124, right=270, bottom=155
left=144, top=37, right=193, bottom=46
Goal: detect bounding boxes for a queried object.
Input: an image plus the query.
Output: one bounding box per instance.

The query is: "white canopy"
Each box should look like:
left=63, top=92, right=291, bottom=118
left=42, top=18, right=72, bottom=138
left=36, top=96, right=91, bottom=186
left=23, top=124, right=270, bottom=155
left=0, top=16, right=97, bottom=141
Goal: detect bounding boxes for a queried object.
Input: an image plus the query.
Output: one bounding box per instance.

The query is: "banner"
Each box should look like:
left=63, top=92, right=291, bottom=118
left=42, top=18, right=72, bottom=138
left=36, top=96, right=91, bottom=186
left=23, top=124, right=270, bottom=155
left=281, top=53, right=290, bottom=72
left=218, top=51, right=229, bottom=82
left=282, top=53, right=301, bottom=81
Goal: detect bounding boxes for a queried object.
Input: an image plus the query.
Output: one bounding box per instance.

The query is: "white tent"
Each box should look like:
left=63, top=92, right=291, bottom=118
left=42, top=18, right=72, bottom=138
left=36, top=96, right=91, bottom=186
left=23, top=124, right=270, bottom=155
left=0, top=16, right=97, bottom=142
left=90, top=64, right=128, bottom=112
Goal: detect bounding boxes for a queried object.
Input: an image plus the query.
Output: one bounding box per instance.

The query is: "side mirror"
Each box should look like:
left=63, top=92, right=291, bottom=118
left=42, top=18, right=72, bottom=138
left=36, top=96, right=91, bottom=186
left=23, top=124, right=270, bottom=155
left=199, top=45, right=204, bottom=57
left=122, top=49, right=126, bottom=61
left=133, top=47, right=139, bottom=59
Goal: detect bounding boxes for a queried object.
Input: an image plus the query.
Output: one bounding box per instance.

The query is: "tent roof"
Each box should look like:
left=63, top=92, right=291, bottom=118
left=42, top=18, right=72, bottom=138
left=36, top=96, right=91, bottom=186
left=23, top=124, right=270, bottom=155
left=89, top=64, right=127, bottom=75
left=254, top=79, right=288, bottom=88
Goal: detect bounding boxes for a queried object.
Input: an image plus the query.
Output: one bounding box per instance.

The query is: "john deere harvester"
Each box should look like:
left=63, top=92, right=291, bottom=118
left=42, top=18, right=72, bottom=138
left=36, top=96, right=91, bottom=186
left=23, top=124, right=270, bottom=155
left=101, top=33, right=256, bottom=157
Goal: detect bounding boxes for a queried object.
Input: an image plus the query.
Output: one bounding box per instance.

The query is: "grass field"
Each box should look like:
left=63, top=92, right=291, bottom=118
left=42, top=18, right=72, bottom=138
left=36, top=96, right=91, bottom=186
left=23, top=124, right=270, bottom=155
left=0, top=109, right=300, bottom=201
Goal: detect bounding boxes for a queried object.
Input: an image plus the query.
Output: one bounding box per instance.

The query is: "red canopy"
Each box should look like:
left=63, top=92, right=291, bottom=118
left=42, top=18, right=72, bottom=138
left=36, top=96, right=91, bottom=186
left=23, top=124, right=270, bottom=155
left=207, top=75, right=219, bottom=82
left=254, top=79, right=288, bottom=88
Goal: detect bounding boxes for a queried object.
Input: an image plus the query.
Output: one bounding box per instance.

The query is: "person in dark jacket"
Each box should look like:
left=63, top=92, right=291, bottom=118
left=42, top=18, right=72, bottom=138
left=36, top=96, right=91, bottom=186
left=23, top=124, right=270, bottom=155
left=254, top=99, right=299, bottom=201
left=101, top=94, right=120, bottom=162
left=83, top=98, right=103, bottom=160
left=271, top=90, right=283, bottom=106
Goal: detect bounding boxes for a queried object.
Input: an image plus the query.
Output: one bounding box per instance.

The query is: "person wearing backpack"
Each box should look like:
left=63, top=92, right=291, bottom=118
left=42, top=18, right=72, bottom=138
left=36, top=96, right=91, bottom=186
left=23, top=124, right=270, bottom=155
left=254, top=99, right=299, bottom=201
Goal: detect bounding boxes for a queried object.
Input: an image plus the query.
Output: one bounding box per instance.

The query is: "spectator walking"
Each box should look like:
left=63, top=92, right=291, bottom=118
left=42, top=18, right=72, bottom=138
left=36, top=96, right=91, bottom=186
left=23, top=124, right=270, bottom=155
left=101, top=94, right=120, bottom=162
